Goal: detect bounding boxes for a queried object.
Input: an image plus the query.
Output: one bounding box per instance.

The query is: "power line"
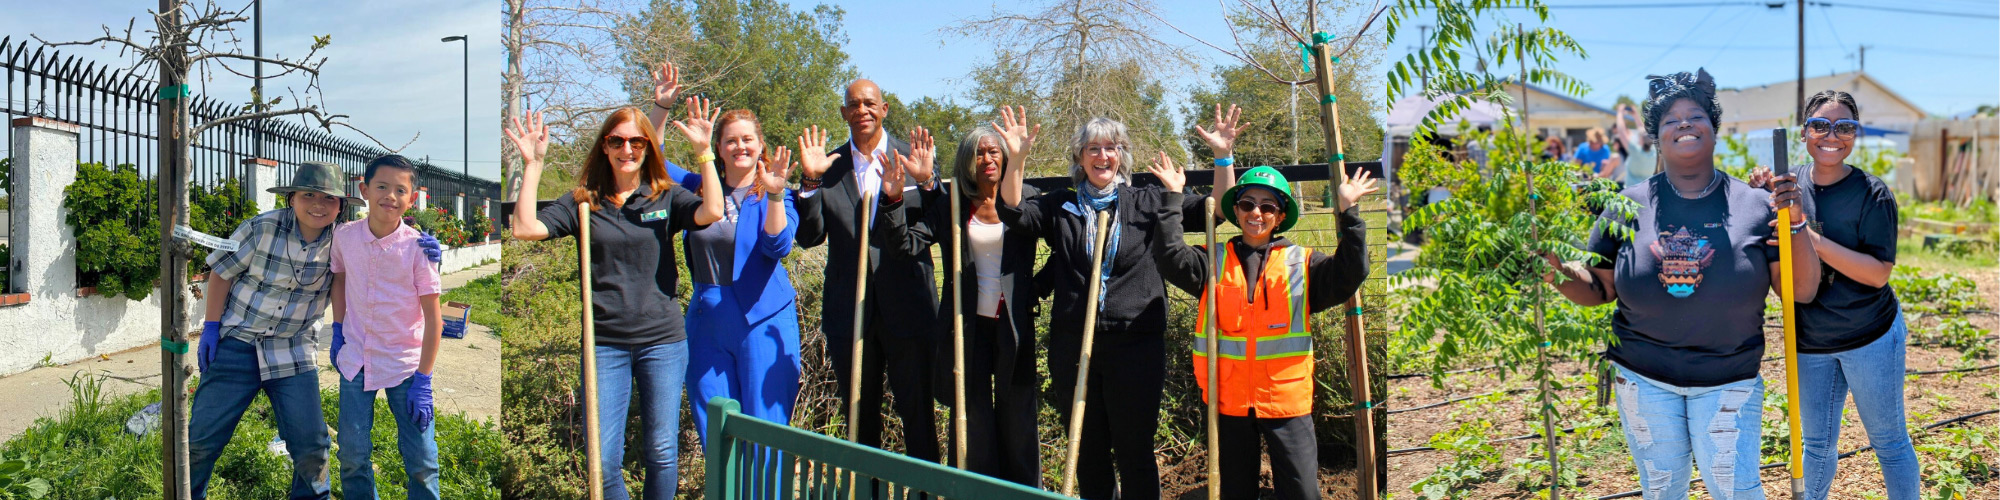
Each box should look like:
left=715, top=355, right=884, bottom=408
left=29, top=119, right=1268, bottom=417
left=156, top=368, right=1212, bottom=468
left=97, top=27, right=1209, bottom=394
left=1809, top=1, right=1999, bottom=19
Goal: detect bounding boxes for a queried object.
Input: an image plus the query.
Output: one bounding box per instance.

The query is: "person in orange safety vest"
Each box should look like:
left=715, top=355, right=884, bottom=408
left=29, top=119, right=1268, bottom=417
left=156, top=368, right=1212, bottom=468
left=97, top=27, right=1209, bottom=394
left=1145, top=154, right=1377, bottom=500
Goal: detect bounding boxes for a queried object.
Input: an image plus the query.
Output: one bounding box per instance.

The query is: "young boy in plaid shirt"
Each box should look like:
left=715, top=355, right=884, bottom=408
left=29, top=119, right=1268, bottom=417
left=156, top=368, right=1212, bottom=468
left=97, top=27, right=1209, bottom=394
left=191, top=160, right=439, bottom=500
left=329, top=154, right=446, bottom=499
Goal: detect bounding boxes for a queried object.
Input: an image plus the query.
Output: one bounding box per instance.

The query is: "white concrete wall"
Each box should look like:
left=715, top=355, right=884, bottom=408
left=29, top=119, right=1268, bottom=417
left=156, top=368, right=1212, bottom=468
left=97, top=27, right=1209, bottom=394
left=0, top=118, right=205, bottom=377
left=439, top=241, right=500, bottom=275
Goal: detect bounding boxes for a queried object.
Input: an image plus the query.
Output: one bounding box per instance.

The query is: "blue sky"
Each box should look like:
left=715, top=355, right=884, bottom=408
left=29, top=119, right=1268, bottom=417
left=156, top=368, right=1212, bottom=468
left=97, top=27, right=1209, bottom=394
left=1, top=1, right=503, bottom=182
left=793, top=0, right=1997, bottom=120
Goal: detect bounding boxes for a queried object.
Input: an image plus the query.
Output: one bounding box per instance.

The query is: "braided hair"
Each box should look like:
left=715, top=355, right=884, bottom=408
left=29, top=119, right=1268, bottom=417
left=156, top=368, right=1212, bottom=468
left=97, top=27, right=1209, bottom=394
left=1642, top=68, right=1723, bottom=140
left=1802, top=90, right=1861, bottom=123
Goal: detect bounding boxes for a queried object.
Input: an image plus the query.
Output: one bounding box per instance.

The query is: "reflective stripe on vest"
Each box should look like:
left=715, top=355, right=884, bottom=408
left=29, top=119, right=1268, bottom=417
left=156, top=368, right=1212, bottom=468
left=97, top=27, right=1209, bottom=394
left=1191, top=331, right=1251, bottom=360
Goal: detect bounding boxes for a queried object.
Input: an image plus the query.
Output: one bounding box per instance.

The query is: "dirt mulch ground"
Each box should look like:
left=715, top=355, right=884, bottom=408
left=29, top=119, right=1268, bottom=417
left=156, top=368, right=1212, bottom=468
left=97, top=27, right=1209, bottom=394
left=1384, top=268, right=1999, bottom=499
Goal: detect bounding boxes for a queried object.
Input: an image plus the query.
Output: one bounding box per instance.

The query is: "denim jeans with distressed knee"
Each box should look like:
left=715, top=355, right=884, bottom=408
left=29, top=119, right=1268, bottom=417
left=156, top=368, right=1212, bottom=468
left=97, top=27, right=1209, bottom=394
left=1612, top=363, right=1766, bottom=500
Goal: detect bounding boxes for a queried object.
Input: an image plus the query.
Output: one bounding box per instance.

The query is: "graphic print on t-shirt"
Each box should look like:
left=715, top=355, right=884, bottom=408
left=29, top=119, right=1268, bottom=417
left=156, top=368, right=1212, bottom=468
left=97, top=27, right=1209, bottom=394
left=1651, top=225, right=1714, bottom=298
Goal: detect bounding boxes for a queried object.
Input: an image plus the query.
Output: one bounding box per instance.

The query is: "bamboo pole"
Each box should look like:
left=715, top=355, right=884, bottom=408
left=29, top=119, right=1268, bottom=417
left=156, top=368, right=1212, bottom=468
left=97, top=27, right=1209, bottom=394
left=1517, top=23, right=1561, bottom=500
left=1310, top=33, right=1377, bottom=500
left=1060, top=212, right=1114, bottom=497
left=849, top=192, right=877, bottom=443
left=1773, top=128, right=1805, bottom=497
left=951, top=180, right=969, bottom=470
left=578, top=201, right=604, bottom=500
left=1203, top=197, right=1222, bottom=500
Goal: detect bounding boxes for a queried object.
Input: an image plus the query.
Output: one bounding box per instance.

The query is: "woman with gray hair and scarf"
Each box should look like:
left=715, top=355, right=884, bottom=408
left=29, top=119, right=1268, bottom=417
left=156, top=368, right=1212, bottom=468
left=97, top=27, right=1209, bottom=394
left=993, top=107, right=1203, bottom=499
left=1541, top=69, right=1820, bottom=499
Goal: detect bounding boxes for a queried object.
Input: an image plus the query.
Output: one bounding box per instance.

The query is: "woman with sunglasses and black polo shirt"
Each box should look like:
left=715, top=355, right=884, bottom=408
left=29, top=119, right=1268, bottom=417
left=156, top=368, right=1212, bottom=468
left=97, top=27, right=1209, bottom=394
left=507, top=93, right=726, bottom=499
left=1749, top=90, right=1914, bottom=499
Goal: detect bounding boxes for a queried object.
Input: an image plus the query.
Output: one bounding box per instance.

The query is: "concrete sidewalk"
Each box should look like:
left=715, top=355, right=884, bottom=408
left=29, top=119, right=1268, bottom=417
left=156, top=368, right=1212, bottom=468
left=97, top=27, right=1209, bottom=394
left=0, top=261, right=502, bottom=442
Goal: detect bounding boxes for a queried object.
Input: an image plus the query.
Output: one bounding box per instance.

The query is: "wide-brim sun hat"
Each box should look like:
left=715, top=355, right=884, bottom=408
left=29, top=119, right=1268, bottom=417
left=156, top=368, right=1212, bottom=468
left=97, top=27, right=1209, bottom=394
left=268, top=161, right=365, bottom=205
left=1220, top=165, right=1300, bottom=234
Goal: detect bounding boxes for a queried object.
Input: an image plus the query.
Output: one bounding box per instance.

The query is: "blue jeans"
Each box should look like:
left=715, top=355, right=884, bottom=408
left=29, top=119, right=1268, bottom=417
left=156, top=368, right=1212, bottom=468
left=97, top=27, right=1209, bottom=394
left=1612, top=363, right=1766, bottom=500
left=188, top=337, right=331, bottom=500
left=595, top=340, right=690, bottom=500
left=1798, top=312, right=1917, bottom=499
left=337, top=371, right=441, bottom=500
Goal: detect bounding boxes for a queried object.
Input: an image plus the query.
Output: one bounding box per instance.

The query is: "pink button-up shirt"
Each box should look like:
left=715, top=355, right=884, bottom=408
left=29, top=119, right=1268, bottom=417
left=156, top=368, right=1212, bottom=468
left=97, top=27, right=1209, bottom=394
left=330, top=220, right=443, bottom=390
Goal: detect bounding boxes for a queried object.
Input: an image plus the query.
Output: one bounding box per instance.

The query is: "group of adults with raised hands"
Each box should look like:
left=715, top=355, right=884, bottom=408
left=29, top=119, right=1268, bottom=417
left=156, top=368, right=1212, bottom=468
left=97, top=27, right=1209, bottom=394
left=506, top=57, right=1382, bottom=499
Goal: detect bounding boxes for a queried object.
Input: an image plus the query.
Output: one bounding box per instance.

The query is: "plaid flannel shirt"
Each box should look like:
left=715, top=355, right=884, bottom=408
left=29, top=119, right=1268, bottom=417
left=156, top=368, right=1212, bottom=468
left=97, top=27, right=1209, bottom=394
left=206, top=209, right=335, bottom=381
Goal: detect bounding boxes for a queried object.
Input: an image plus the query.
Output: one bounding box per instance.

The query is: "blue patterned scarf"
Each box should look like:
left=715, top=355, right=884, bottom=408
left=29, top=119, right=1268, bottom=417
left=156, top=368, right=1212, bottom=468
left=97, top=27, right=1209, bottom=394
left=1077, top=181, right=1121, bottom=308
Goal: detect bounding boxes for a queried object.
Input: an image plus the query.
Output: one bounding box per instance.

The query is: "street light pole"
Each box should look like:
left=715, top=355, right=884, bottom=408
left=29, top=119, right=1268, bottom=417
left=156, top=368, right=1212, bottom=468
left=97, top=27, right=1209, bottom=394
left=442, top=35, right=468, bottom=182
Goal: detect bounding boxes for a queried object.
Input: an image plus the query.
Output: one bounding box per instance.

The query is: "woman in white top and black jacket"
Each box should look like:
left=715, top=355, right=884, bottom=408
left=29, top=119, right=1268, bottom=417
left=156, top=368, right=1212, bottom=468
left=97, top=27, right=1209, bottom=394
left=878, top=124, right=1045, bottom=486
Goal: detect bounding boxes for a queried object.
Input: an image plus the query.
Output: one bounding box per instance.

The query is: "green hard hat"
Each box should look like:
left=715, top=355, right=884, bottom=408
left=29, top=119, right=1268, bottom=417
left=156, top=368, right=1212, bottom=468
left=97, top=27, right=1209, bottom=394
left=1221, top=165, right=1299, bottom=233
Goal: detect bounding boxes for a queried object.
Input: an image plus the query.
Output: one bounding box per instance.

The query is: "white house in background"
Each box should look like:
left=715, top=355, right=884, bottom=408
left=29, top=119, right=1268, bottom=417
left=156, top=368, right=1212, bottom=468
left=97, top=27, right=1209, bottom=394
left=1714, top=71, right=1927, bottom=136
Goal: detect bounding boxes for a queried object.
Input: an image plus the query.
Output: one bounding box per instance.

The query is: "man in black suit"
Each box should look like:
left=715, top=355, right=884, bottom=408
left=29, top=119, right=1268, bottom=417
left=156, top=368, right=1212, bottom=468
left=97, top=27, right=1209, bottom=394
left=794, top=79, right=941, bottom=461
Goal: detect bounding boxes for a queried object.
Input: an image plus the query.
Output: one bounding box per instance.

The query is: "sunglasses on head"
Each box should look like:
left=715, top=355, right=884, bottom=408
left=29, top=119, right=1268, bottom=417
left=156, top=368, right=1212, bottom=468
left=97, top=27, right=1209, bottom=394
left=1804, top=117, right=1860, bottom=140
left=603, top=135, right=651, bottom=150
left=1234, top=199, right=1282, bottom=215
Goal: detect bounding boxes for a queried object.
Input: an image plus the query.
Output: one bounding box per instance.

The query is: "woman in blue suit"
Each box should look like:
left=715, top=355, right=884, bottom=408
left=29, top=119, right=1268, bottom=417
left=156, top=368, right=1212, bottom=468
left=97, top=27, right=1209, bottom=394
left=659, top=107, right=803, bottom=433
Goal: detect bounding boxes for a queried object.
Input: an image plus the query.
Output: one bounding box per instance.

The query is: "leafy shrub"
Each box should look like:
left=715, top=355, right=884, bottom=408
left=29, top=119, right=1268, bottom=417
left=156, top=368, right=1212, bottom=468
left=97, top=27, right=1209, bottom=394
left=63, top=163, right=160, bottom=300
left=188, top=177, right=253, bottom=272
left=463, top=205, right=491, bottom=243
left=1891, top=266, right=1983, bottom=316
left=405, top=206, right=469, bottom=247
left=1916, top=426, right=1997, bottom=500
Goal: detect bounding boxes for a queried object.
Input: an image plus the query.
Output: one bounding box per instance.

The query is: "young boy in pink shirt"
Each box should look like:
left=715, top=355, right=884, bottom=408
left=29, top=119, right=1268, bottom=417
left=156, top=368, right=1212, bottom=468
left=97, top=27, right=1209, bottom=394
left=329, top=154, right=444, bottom=499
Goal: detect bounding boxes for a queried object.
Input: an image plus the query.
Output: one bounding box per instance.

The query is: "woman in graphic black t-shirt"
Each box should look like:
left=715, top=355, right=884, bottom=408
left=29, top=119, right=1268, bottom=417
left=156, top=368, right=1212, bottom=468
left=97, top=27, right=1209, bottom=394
left=1749, top=90, right=1915, bottom=500
left=1542, top=69, right=1822, bottom=499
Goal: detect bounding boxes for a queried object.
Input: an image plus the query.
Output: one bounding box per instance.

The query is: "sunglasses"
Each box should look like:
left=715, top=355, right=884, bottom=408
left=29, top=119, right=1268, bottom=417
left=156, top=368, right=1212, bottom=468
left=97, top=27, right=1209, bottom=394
left=1234, top=199, right=1283, bottom=215
left=1804, top=117, right=1860, bottom=140
left=603, top=135, right=652, bottom=150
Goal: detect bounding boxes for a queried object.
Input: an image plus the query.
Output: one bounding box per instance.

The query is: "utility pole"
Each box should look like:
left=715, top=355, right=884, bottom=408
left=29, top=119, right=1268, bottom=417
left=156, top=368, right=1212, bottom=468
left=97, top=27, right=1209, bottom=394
left=252, top=0, right=263, bottom=161
left=1797, top=0, right=1806, bottom=122
left=1858, top=45, right=1868, bottom=73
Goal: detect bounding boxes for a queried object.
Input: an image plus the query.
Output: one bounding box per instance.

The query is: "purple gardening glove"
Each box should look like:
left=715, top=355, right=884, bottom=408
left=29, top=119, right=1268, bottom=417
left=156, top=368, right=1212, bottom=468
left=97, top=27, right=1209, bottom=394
left=198, top=321, right=222, bottom=373
left=329, top=322, right=346, bottom=371
left=408, top=371, right=435, bottom=430
left=416, top=231, right=443, bottom=263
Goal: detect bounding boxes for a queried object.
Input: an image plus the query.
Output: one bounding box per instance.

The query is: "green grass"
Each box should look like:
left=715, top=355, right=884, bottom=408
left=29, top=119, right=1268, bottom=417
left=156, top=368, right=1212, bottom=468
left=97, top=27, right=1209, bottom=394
left=1896, top=239, right=1998, bottom=272
left=443, top=272, right=505, bottom=336
left=0, top=372, right=504, bottom=499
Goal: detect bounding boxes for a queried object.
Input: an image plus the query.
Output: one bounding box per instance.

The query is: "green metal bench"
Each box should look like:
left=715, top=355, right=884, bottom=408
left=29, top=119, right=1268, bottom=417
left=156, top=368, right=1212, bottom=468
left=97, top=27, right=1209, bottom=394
left=703, top=397, right=1070, bottom=499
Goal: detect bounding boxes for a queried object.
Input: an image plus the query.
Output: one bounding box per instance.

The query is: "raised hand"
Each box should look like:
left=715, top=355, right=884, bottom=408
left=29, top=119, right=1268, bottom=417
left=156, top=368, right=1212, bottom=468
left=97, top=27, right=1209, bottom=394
left=992, top=105, right=1040, bottom=159
left=1337, top=168, right=1381, bottom=211
left=1194, top=103, right=1247, bottom=159
left=756, top=146, right=794, bottom=197
left=878, top=151, right=906, bottom=202
left=1144, top=151, right=1185, bottom=193
left=796, top=125, right=842, bottom=181
left=671, top=96, right=720, bottom=152
left=504, top=109, right=550, bottom=170
left=903, top=126, right=936, bottom=185
left=650, top=61, right=682, bottom=109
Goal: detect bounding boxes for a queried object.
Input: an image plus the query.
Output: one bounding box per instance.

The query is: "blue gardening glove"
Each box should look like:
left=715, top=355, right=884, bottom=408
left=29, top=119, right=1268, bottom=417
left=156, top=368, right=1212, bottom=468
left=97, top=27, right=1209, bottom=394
left=408, top=371, right=435, bottom=430
left=198, top=321, right=222, bottom=373
left=329, top=322, right=346, bottom=369
left=416, top=231, right=443, bottom=263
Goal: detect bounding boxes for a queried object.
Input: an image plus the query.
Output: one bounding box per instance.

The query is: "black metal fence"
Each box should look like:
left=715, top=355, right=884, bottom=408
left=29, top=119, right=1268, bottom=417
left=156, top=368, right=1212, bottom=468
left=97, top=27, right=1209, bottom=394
left=1, top=35, right=499, bottom=291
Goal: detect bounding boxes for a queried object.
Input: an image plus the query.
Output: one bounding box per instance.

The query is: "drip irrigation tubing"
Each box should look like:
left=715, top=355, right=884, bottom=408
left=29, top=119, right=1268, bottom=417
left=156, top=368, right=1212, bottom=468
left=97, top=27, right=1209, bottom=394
left=1383, top=363, right=1992, bottom=418
left=1587, top=410, right=1997, bottom=499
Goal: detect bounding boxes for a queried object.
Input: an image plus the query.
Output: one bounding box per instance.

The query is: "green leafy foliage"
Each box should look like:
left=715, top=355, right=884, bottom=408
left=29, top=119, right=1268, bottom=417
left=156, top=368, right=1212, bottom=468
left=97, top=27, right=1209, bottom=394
left=405, top=206, right=469, bottom=247
left=188, top=177, right=253, bottom=272
left=1410, top=418, right=1500, bottom=499
left=463, top=204, right=492, bottom=243
left=1916, top=426, right=1997, bottom=500
left=63, top=163, right=159, bottom=300
left=1892, top=266, right=1984, bottom=316
left=1395, top=127, right=1635, bottom=382
left=1385, top=0, right=1589, bottom=138
left=0, top=372, right=503, bottom=499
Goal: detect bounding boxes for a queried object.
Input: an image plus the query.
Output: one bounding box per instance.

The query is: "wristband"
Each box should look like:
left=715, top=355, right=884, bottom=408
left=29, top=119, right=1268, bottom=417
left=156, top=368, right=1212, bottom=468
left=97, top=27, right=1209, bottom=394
left=1790, top=220, right=1808, bottom=234
left=801, top=176, right=823, bottom=190
left=695, top=151, right=716, bottom=165
left=1213, top=156, right=1235, bottom=167
left=653, top=100, right=671, bottom=111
